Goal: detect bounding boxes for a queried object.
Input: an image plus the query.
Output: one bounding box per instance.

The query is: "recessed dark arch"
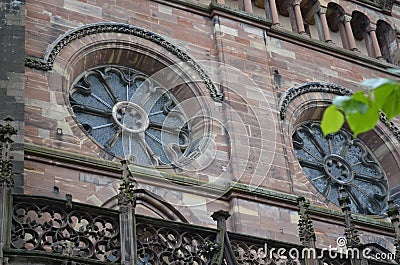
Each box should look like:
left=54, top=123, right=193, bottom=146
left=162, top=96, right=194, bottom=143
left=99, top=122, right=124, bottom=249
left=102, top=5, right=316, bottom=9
left=326, top=3, right=345, bottom=32
left=351, top=11, right=370, bottom=41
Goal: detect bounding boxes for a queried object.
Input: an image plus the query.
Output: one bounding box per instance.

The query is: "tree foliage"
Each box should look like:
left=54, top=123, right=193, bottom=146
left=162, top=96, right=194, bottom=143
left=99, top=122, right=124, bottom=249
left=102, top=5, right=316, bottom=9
left=321, top=77, right=400, bottom=137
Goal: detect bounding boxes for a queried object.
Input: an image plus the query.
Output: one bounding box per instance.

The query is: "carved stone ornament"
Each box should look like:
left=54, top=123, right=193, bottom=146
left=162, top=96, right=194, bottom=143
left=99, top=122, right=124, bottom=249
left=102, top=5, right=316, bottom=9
left=0, top=116, right=17, bottom=187
left=297, top=197, right=316, bottom=247
left=25, top=22, right=223, bottom=101
left=11, top=202, right=121, bottom=262
left=279, top=82, right=400, bottom=143
left=278, top=82, right=353, bottom=120
left=136, top=222, right=220, bottom=264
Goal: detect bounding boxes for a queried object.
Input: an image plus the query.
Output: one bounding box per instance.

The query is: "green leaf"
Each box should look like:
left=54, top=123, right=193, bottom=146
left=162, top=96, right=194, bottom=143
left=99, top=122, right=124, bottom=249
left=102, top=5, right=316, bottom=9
left=321, top=105, right=344, bottom=137
left=361, top=78, right=397, bottom=90
left=333, top=93, right=368, bottom=115
left=346, top=102, right=380, bottom=137
left=373, top=84, right=395, bottom=109
left=373, top=84, right=400, bottom=120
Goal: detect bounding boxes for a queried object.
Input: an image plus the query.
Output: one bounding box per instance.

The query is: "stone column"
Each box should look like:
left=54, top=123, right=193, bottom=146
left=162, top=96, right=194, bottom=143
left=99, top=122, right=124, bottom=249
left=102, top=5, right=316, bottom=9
left=292, top=0, right=306, bottom=34
left=118, top=160, right=137, bottom=265
left=269, top=0, right=280, bottom=25
left=211, top=210, right=238, bottom=265
left=319, top=7, right=332, bottom=42
left=344, top=15, right=358, bottom=51
left=367, top=23, right=383, bottom=59
left=0, top=117, right=17, bottom=265
left=243, top=0, right=254, bottom=13
left=337, top=21, right=349, bottom=49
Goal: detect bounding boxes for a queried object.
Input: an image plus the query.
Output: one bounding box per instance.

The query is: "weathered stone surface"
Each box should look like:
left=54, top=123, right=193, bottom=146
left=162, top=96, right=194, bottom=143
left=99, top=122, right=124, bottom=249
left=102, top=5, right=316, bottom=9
left=0, top=0, right=24, bottom=193
left=21, top=0, right=400, bottom=250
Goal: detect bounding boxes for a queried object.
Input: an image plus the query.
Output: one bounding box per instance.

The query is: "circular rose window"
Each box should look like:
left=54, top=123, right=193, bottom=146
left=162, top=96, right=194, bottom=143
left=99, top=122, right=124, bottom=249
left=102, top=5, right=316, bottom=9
left=69, top=65, right=190, bottom=166
left=292, top=121, right=388, bottom=215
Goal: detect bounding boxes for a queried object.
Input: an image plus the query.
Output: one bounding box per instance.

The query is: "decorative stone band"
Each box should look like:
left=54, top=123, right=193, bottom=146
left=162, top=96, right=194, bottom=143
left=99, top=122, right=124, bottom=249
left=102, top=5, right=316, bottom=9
left=24, top=22, right=224, bottom=101
left=278, top=82, right=353, bottom=120
left=278, top=81, right=400, bottom=142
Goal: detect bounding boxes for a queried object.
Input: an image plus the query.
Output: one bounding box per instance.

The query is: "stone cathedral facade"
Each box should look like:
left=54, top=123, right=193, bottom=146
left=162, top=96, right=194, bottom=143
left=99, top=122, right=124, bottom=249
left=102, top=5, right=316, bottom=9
left=1, top=0, right=400, bottom=264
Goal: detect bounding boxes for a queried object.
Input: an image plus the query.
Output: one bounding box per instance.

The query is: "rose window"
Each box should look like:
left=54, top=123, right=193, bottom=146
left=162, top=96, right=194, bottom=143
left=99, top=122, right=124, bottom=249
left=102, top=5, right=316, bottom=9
left=292, top=121, right=388, bottom=215
left=69, top=65, right=190, bottom=166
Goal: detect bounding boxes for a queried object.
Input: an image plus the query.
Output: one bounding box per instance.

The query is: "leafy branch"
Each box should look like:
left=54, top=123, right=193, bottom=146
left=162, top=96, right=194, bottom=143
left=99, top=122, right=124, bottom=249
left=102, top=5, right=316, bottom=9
left=321, top=75, right=400, bottom=137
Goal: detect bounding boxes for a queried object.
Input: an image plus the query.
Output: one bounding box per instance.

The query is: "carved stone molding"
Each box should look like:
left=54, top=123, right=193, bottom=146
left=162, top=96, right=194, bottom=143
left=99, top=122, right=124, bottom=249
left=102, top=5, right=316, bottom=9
left=0, top=116, right=17, bottom=187
left=278, top=82, right=353, bottom=120
left=25, top=22, right=224, bottom=101
left=278, top=82, right=400, bottom=142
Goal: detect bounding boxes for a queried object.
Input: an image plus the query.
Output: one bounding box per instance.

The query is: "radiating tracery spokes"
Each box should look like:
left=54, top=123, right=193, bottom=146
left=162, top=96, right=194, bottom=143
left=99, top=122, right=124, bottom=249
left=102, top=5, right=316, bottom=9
left=293, top=122, right=388, bottom=215
left=69, top=65, right=190, bottom=165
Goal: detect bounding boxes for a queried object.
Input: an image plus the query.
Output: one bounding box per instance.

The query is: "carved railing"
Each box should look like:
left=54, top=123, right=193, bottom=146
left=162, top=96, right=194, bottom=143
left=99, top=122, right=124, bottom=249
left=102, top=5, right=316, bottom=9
left=3, top=194, right=399, bottom=265
left=136, top=219, right=219, bottom=264
left=229, top=233, right=301, bottom=265
left=10, top=195, right=121, bottom=264
left=5, top=194, right=221, bottom=265
left=4, top=192, right=399, bottom=265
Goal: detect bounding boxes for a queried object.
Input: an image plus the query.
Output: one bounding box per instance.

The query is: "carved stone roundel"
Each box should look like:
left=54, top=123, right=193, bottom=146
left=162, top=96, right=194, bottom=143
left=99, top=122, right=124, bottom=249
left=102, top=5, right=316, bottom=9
left=292, top=122, right=388, bottom=215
